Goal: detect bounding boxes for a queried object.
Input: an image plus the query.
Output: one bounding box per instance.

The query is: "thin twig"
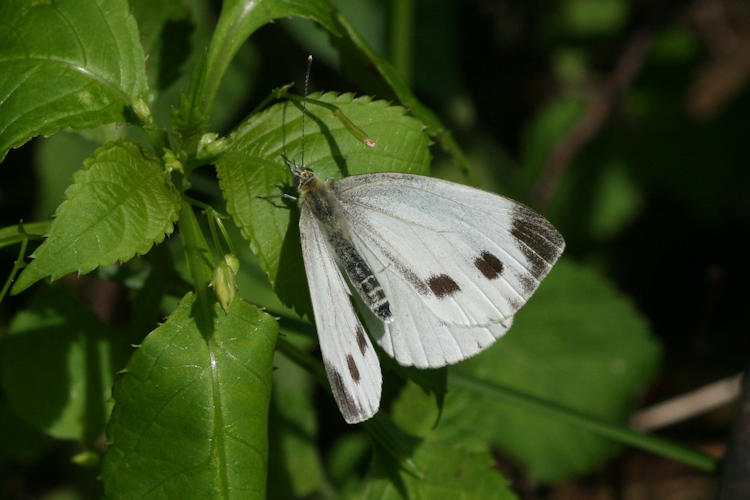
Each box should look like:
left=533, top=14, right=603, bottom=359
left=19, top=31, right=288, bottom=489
left=531, top=27, right=655, bottom=207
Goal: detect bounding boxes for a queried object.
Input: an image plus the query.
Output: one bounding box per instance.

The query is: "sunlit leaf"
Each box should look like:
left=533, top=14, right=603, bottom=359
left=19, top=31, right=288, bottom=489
left=102, top=294, right=279, bottom=499
left=0, top=0, right=147, bottom=161
left=12, top=140, right=180, bottom=293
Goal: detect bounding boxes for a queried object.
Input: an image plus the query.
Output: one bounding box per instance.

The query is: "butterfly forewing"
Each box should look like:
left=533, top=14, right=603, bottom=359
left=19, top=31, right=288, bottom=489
left=332, top=173, right=565, bottom=329
left=299, top=204, right=382, bottom=423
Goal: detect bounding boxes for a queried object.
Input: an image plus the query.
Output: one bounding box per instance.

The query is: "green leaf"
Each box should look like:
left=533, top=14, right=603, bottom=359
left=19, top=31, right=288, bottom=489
left=438, top=259, right=661, bottom=481
left=326, top=432, right=371, bottom=487
left=34, top=132, right=100, bottom=219
left=215, top=92, right=430, bottom=315
left=356, top=431, right=515, bottom=500
left=12, top=140, right=181, bottom=294
left=131, top=0, right=250, bottom=132
left=102, top=294, right=279, bottom=499
left=553, top=0, right=629, bottom=36
left=179, top=0, right=340, bottom=136
left=587, top=159, right=644, bottom=240
left=129, top=0, right=193, bottom=92
left=0, top=0, right=148, bottom=161
left=283, top=0, right=387, bottom=67
left=267, top=349, right=325, bottom=498
left=650, top=26, right=698, bottom=63
left=1, top=285, right=126, bottom=442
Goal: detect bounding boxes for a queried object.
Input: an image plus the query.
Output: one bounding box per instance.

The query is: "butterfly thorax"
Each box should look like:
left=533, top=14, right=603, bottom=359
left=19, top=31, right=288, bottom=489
left=296, top=169, right=343, bottom=233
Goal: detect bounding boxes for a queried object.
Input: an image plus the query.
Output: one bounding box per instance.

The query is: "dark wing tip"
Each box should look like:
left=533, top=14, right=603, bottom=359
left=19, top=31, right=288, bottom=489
left=324, top=361, right=375, bottom=424
left=510, top=205, right=565, bottom=280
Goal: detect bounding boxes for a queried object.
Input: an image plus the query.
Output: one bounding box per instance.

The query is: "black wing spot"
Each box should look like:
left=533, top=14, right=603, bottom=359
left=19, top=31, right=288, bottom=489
left=346, top=354, right=361, bottom=382
left=474, top=251, right=504, bottom=280
left=428, top=274, right=461, bottom=298
left=325, top=362, right=358, bottom=417
left=355, top=326, right=368, bottom=355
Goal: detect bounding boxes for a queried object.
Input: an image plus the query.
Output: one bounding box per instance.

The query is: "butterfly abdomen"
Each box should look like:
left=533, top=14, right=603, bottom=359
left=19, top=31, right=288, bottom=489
left=328, top=231, right=392, bottom=322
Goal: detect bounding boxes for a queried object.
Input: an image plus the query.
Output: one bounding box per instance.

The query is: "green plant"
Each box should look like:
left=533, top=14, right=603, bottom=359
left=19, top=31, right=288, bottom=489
left=0, top=0, right=720, bottom=498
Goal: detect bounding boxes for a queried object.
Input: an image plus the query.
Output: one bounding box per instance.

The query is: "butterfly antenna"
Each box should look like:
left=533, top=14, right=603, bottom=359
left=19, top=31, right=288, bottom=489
left=301, top=55, right=313, bottom=168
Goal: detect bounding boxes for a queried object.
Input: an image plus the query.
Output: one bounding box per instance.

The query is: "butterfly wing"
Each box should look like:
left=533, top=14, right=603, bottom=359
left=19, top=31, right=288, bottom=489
left=334, top=173, right=564, bottom=329
left=299, top=203, right=382, bottom=423
left=355, top=237, right=514, bottom=368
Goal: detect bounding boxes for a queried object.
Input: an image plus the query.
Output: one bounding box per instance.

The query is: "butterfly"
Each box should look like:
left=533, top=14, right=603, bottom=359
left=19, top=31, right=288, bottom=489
left=291, top=161, right=565, bottom=423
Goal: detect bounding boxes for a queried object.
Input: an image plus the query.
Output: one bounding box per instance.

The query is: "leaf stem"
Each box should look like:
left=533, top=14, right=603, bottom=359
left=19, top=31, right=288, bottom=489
left=214, top=217, right=236, bottom=256
left=449, top=371, right=720, bottom=472
left=389, top=0, right=415, bottom=86
left=0, top=222, right=29, bottom=303
left=249, top=84, right=294, bottom=118
left=206, top=211, right=222, bottom=258
left=177, top=200, right=215, bottom=334
left=0, top=221, right=48, bottom=250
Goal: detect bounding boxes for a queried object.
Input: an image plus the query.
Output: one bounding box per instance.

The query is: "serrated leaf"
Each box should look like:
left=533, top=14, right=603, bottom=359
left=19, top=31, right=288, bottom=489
left=34, top=132, right=99, bottom=219
left=12, top=140, right=180, bottom=293
left=1, top=285, right=127, bottom=442
left=0, top=0, right=148, bottom=161
left=435, top=259, right=661, bottom=481
left=102, top=294, right=279, bottom=500
left=215, top=92, right=430, bottom=315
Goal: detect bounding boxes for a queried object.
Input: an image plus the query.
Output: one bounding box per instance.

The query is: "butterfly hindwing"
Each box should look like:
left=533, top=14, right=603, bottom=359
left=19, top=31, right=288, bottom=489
left=299, top=204, right=382, bottom=423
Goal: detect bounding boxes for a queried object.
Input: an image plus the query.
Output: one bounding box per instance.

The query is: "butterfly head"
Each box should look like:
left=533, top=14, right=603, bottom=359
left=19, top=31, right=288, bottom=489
left=282, top=153, right=316, bottom=192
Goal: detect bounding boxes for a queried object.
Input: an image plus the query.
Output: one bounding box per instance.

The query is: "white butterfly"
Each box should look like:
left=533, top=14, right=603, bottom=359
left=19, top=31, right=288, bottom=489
left=292, top=163, right=564, bottom=423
